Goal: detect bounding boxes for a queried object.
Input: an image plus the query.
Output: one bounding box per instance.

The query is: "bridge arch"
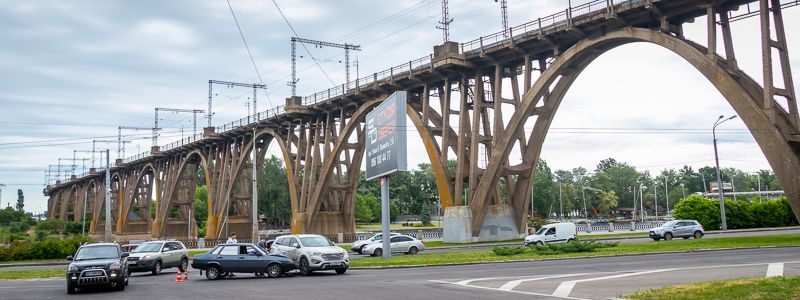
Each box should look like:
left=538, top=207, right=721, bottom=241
left=471, top=27, right=800, bottom=235
left=153, top=150, right=208, bottom=238
left=118, top=163, right=156, bottom=234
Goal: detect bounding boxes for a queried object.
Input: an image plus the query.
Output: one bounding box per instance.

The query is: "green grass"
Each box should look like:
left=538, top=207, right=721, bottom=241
left=625, top=276, right=800, bottom=300
left=348, top=234, right=800, bottom=267
left=0, top=268, right=64, bottom=280
left=189, top=250, right=208, bottom=257
left=0, top=259, right=66, bottom=265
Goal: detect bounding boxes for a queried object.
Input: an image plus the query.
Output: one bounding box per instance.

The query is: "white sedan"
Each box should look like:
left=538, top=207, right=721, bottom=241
left=362, top=235, right=426, bottom=256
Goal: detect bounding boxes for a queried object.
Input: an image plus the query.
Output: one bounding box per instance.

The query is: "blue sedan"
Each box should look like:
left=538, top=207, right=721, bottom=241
left=191, top=243, right=295, bottom=280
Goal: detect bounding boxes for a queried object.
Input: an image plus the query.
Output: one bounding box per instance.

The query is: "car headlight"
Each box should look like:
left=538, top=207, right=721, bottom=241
left=343, top=251, right=349, bottom=259
left=68, top=264, right=78, bottom=272
left=110, top=262, right=121, bottom=270
left=142, top=255, right=151, bottom=260
left=310, top=252, right=322, bottom=257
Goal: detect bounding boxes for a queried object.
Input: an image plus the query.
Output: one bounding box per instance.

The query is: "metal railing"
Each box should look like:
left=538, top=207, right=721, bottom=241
left=161, top=133, right=204, bottom=152
left=123, top=151, right=150, bottom=164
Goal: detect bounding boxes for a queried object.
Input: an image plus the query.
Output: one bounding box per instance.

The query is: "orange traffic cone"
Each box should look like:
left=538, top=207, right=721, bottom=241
left=182, top=268, right=189, bottom=281
left=175, top=269, right=183, bottom=282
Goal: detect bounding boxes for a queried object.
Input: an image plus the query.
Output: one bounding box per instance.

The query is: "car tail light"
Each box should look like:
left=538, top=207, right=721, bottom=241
left=700, top=224, right=704, bottom=229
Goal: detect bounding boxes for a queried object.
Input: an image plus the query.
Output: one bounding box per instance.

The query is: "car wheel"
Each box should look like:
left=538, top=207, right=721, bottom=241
left=373, top=248, right=383, bottom=257
left=206, top=266, right=221, bottom=280
left=694, top=231, right=703, bottom=239
left=180, top=258, right=188, bottom=272
left=335, top=268, right=347, bottom=275
left=536, top=241, right=544, bottom=246
left=266, top=263, right=283, bottom=278
left=67, top=281, right=76, bottom=294
left=115, top=278, right=126, bottom=291
left=664, top=232, right=673, bottom=241
left=299, top=258, right=313, bottom=276
left=125, top=272, right=129, bottom=286
left=407, top=247, right=419, bottom=255
left=152, top=261, right=162, bottom=275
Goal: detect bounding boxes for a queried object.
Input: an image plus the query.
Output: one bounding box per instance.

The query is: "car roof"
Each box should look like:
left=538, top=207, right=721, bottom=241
left=276, top=234, right=327, bottom=239
left=81, top=243, right=119, bottom=247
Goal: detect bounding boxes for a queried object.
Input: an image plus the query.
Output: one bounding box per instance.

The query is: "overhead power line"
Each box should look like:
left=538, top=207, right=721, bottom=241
left=225, top=0, right=274, bottom=111
left=271, top=0, right=336, bottom=86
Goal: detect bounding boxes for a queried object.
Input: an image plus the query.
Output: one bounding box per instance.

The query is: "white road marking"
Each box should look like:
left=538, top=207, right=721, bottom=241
left=429, top=279, right=589, bottom=300
left=498, top=273, right=591, bottom=291
left=766, top=263, right=784, bottom=278
left=454, top=277, right=503, bottom=286
left=551, top=269, right=676, bottom=298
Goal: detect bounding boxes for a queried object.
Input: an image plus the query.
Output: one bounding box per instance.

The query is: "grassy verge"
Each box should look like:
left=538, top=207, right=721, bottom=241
left=0, top=268, right=64, bottom=280
left=188, top=250, right=208, bottom=257
left=625, top=276, right=800, bottom=300
left=581, top=232, right=649, bottom=239
left=0, top=259, right=66, bottom=265
left=348, top=234, right=800, bottom=268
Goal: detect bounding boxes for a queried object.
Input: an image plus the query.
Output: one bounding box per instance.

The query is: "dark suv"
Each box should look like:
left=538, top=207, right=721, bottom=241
left=66, top=243, right=129, bottom=294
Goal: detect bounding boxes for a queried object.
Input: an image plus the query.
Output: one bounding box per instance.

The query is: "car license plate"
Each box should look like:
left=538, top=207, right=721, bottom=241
left=85, top=270, right=103, bottom=277
left=128, top=261, right=137, bottom=265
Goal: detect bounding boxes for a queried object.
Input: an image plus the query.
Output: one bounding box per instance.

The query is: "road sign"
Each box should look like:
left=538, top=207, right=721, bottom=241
left=365, top=91, right=407, bottom=181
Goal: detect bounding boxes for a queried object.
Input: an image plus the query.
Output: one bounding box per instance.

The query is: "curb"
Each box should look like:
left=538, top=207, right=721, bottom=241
left=349, top=245, right=800, bottom=270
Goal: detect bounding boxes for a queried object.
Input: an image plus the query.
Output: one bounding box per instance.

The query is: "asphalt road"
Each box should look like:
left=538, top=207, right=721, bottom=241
left=406, top=227, right=800, bottom=255
left=1, top=247, right=797, bottom=300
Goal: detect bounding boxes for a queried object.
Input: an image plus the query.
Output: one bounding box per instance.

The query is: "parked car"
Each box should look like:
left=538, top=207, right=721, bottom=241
left=362, top=234, right=426, bottom=257
left=127, top=241, right=188, bottom=275
left=120, top=244, right=139, bottom=254
left=192, top=243, right=294, bottom=280
left=66, top=242, right=129, bottom=294
left=351, top=232, right=399, bottom=254
left=271, top=234, right=349, bottom=275
left=524, top=222, right=577, bottom=246
left=649, top=220, right=704, bottom=241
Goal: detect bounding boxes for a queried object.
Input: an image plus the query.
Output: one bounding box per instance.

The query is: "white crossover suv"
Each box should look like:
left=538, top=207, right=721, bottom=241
left=271, top=234, right=349, bottom=275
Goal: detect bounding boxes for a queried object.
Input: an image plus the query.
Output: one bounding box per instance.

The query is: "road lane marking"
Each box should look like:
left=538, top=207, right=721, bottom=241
left=766, top=263, right=784, bottom=277
left=429, top=279, right=589, bottom=300
left=498, top=273, right=591, bottom=291
left=551, top=269, right=676, bottom=298
left=454, top=277, right=503, bottom=286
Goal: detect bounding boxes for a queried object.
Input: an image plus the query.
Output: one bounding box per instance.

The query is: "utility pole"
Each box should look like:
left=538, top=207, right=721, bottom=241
left=0, top=184, right=5, bottom=209
left=664, top=177, right=669, bottom=217
left=493, top=0, right=509, bottom=38
left=104, top=150, right=112, bottom=242
left=714, top=115, right=737, bottom=231
left=118, top=126, right=152, bottom=159
left=251, top=127, right=258, bottom=242
left=154, top=108, right=205, bottom=146
left=288, top=37, right=361, bottom=96
left=93, top=140, right=126, bottom=167
left=208, top=80, right=265, bottom=124
left=437, top=0, right=453, bottom=42
left=754, top=173, right=762, bottom=203
left=654, top=183, right=658, bottom=218
left=558, top=182, right=563, bottom=221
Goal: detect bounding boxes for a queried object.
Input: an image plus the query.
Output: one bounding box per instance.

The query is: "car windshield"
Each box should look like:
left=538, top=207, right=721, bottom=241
left=300, top=237, right=334, bottom=247
left=75, top=245, right=119, bottom=261
left=536, top=227, right=548, bottom=235
left=662, top=221, right=677, bottom=228
left=132, top=242, right=162, bottom=253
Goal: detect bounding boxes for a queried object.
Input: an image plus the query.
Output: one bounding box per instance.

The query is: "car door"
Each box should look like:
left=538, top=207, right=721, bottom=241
left=286, top=237, right=302, bottom=263
left=544, top=227, right=557, bottom=243
left=160, top=242, right=174, bottom=267
left=216, top=245, right=240, bottom=272
left=389, top=236, right=405, bottom=253
left=238, top=245, right=263, bottom=273
left=674, top=222, right=688, bottom=237
left=167, top=242, right=181, bottom=267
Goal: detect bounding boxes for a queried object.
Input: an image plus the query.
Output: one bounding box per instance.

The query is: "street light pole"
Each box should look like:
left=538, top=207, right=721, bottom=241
left=713, top=115, right=737, bottom=231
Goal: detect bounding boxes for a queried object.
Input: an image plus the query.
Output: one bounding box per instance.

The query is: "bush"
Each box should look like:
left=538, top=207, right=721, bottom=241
left=674, top=196, right=798, bottom=230
left=529, top=240, right=618, bottom=255
left=63, top=222, right=82, bottom=236
left=492, top=246, right=527, bottom=256
left=35, top=219, right=63, bottom=234
left=0, top=235, right=90, bottom=262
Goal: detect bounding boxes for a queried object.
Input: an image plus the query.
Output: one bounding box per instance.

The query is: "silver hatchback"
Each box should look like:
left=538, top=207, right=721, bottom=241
left=649, top=220, right=704, bottom=241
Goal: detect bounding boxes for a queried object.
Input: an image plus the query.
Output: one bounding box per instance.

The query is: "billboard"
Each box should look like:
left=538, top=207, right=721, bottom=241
left=365, top=91, right=407, bottom=180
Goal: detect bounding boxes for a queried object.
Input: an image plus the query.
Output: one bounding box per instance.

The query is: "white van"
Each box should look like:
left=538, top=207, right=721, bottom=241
left=523, top=222, right=577, bottom=246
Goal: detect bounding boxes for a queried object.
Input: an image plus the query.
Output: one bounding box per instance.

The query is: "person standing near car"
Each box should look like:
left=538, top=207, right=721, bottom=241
left=257, top=238, right=267, bottom=250
left=226, top=232, right=238, bottom=244
left=224, top=232, right=238, bottom=277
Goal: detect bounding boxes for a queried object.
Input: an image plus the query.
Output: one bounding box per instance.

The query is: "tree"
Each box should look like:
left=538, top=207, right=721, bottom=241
left=354, top=194, right=373, bottom=223
left=16, top=189, right=23, bottom=212
left=194, top=186, right=209, bottom=230
left=420, top=201, right=432, bottom=225
left=258, top=156, right=291, bottom=227
left=532, top=159, right=555, bottom=217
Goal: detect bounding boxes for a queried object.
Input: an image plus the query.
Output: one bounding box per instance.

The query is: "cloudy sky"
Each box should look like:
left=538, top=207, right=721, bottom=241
left=1, top=0, right=798, bottom=214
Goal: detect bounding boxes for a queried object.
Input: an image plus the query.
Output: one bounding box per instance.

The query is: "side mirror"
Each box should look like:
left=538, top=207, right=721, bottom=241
left=292, top=243, right=300, bottom=249
left=66, top=256, right=73, bottom=261
left=121, top=253, right=129, bottom=258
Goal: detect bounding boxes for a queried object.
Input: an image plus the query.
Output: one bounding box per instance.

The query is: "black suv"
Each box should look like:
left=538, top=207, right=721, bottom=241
left=66, top=243, right=130, bottom=294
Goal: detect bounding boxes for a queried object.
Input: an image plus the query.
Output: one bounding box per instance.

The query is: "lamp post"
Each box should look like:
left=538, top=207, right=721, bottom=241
left=713, top=115, right=737, bottom=231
